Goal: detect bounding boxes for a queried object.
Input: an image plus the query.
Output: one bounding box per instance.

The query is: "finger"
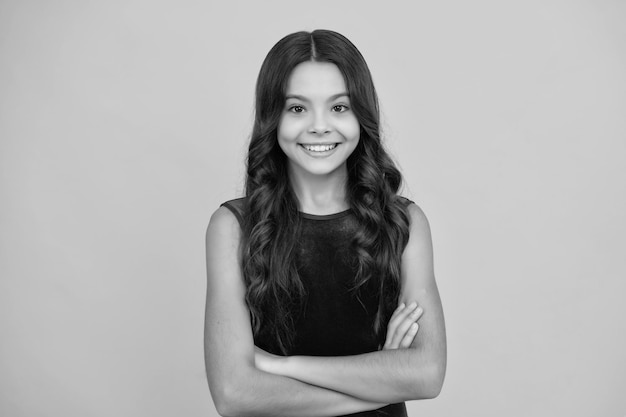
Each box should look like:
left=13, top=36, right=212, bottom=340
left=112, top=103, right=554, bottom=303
left=386, top=302, right=418, bottom=339
left=389, top=302, right=406, bottom=320
left=384, top=302, right=416, bottom=348
left=399, top=322, right=419, bottom=348
left=388, top=301, right=418, bottom=330
left=389, top=305, right=423, bottom=348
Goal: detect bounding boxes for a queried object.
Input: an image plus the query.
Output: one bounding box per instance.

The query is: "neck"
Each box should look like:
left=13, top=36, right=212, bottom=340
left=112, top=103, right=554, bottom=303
left=288, top=164, right=349, bottom=215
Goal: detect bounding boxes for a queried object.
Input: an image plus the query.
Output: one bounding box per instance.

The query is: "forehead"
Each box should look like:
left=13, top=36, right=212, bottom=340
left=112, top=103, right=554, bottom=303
left=285, top=61, right=347, bottom=97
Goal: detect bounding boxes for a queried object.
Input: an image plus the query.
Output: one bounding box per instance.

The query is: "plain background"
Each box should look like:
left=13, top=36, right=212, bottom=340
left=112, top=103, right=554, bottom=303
left=1, top=1, right=625, bottom=416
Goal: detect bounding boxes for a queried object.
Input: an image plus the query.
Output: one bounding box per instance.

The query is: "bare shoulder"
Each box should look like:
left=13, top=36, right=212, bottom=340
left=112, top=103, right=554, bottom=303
left=400, top=201, right=435, bottom=283
left=206, top=205, right=241, bottom=244
left=205, top=206, right=243, bottom=283
left=405, top=202, right=432, bottom=246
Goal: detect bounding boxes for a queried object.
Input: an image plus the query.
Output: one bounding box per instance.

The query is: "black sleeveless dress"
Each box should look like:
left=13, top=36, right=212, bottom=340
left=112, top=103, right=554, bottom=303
left=221, top=198, right=409, bottom=417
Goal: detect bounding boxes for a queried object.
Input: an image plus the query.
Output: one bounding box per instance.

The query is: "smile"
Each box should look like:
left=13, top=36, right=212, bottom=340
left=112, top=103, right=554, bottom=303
left=300, top=143, right=338, bottom=152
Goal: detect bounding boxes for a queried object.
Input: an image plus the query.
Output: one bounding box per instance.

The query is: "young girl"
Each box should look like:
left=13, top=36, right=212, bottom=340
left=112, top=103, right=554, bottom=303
left=205, top=30, right=446, bottom=417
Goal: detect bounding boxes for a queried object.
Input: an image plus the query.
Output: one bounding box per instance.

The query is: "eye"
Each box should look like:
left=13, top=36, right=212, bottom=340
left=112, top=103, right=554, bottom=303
left=332, top=104, right=349, bottom=113
left=288, top=105, right=305, bottom=113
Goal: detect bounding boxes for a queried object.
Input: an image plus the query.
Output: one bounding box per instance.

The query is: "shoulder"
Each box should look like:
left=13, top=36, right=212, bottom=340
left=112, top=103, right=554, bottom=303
left=401, top=200, right=433, bottom=255
left=400, top=201, right=436, bottom=289
left=406, top=202, right=430, bottom=230
left=394, top=196, right=430, bottom=230
left=206, top=204, right=242, bottom=246
left=219, top=197, right=246, bottom=227
left=208, top=197, right=246, bottom=235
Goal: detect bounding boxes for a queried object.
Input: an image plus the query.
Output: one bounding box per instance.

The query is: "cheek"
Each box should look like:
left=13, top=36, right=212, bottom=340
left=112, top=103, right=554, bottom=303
left=337, top=116, right=361, bottom=141
left=278, top=117, right=305, bottom=142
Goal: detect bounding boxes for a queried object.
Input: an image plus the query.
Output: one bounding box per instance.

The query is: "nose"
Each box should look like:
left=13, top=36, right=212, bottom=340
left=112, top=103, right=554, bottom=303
left=308, top=110, right=331, bottom=135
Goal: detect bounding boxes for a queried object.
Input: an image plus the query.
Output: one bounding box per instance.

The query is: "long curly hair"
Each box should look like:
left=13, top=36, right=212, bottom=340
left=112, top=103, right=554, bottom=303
left=242, top=30, right=411, bottom=354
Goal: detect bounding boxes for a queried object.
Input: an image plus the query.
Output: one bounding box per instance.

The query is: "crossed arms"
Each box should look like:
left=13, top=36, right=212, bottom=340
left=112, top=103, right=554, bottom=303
left=204, top=203, right=446, bottom=417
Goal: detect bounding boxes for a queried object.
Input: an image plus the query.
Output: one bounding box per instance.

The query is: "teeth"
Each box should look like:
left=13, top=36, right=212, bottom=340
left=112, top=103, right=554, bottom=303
left=303, top=144, right=337, bottom=152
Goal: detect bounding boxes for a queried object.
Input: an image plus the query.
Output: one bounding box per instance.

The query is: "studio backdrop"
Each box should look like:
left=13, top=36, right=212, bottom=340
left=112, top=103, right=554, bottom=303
left=1, top=1, right=625, bottom=416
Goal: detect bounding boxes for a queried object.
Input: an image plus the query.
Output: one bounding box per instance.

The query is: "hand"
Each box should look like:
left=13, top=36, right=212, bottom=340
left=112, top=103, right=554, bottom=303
left=383, top=301, right=423, bottom=350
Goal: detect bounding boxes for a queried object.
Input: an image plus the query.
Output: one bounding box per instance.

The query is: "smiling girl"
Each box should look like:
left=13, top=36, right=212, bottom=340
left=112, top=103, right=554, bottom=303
left=204, top=30, right=446, bottom=417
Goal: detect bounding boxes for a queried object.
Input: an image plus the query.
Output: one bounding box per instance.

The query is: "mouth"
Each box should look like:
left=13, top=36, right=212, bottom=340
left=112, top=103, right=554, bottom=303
left=299, top=143, right=338, bottom=153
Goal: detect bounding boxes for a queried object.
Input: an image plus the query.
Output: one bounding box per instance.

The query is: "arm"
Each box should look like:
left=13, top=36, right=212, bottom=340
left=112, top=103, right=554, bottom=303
left=254, top=203, right=447, bottom=403
left=204, top=206, right=387, bottom=417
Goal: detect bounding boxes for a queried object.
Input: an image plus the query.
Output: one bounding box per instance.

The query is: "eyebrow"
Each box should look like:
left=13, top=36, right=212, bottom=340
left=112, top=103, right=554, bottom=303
left=285, top=92, right=350, bottom=102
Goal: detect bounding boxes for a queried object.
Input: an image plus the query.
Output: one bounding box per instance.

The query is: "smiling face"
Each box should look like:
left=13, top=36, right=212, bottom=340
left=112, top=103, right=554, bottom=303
left=277, top=61, right=360, bottom=182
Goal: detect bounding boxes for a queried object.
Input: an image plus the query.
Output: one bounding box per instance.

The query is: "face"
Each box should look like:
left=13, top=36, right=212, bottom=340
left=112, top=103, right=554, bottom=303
left=277, top=61, right=360, bottom=181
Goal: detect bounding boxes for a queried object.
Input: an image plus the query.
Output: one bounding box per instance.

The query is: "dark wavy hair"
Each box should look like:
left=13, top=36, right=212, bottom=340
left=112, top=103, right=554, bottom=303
left=242, top=30, right=410, bottom=354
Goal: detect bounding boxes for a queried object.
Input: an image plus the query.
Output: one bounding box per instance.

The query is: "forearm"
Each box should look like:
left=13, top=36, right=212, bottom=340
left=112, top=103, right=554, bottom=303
left=268, top=349, right=444, bottom=403
left=212, top=364, right=386, bottom=417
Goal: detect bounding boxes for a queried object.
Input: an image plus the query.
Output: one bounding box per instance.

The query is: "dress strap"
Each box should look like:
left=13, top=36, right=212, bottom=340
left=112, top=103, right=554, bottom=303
left=220, top=198, right=246, bottom=229
left=397, top=195, right=415, bottom=207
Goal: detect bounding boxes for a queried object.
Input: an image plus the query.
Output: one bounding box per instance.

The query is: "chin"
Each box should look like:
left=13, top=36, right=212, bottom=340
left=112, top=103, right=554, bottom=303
left=290, top=161, right=348, bottom=179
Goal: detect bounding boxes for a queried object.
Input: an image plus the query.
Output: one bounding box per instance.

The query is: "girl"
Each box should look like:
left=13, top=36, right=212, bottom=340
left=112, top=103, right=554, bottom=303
left=205, top=30, right=446, bottom=417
